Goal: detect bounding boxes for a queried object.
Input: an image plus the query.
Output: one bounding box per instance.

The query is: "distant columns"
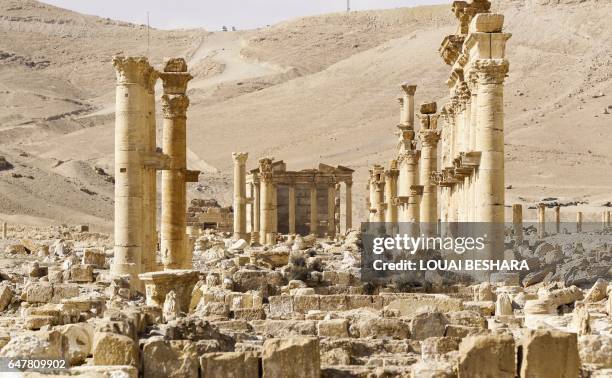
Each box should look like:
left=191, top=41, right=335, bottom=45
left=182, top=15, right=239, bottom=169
left=537, top=203, right=546, bottom=239
left=259, top=158, right=275, bottom=245
left=345, top=181, right=353, bottom=231
left=576, top=212, right=583, bottom=233
left=288, top=185, right=296, bottom=235
left=310, top=184, right=318, bottom=235
left=512, top=204, right=523, bottom=244
left=160, top=58, right=194, bottom=270
left=252, top=183, right=260, bottom=242
left=232, top=152, right=249, bottom=241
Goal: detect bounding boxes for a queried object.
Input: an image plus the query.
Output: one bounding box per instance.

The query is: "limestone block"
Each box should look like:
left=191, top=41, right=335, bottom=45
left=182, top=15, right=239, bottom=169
left=346, top=295, right=374, bottom=309
left=519, top=329, right=579, bottom=378
left=579, top=335, right=612, bottom=368
left=463, top=301, right=495, bottom=317
left=0, top=284, right=13, bottom=311
left=320, top=295, right=347, bottom=311
left=234, top=308, right=266, bottom=320
left=469, top=13, right=504, bottom=33
left=268, top=295, right=293, bottom=318
left=458, top=334, right=515, bottom=378
left=410, top=311, right=448, bottom=340
left=59, top=323, right=94, bottom=365
left=384, top=295, right=463, bottom=316
left=83, top=249, right=106, bottom=268
left=0, top=331, right=66, bottom=359
left=251, top=320, right=317, bottom=338
left=473, top=282, right=496, bottom=301
left=524, top=299, right=555, bottom=315
left=489, top=272, right=520, bottom=286
left=51, top=284, right=79, bottom=303
left=411, top=360, right=455, bottom=378
left=447, top=310, right=486, bottom=329
left=585, top=279, right=608, bottom=302
left=142, top=339, right=200, bottom=378
left=68, top=365, right=138, bottom=377
left=420, top=102, right=437, bottom=114
left=294, top=295, right=320, bottom=313
left=200, top=352, right=259, bottom=378
left=25, top=315, right=56, bottom=330
left=355, top=318, right=409, bottom=339
left=69, top=264, right=94, bottom=282
left=318, top=319, right=349, bottom=338
left=262, top=337, right=320, bottom=378
left=24, top=283, right=54, bottom=303
left=93, top=332, right=138, bottom=366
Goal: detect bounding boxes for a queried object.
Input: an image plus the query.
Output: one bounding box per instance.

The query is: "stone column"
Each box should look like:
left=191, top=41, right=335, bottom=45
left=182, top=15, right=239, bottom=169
left=259, top=158, right=274, bottom=245
left=160, top=58, right=193, bottom=270
left=384, top=164, right=399, bottom=223
left=606, top=211, right=611, bottom=230
left=232, top=152, right=249, bottom=241
left=310, top=183, right=318, bottom=235
left=576, top=212, right=583, bottom=233
left=142, top=66, right=159, bottom=273
left=327, top=183, right=336, bottom=238
left=473, top=59, right=508, bottom=224
left=512, top=204, right=523, bottom=244
left=345, top=181, right=352, bottom=231
left=288, top=185, right=296, bottom=234
left=537, top=204, right=546, bottom=239
left=555, top=206, right=561, bottom=234
left=401, top=83, right=417, bottom=127
left=374, top=180, right=386, bottom=223
left=418, top=104, right=441, bottom=236
left=2, top=222, right=6, bottom=240
left=112, top=56, right=148, bottom=281
left=272, top=184, right=278, bottom=233
left=252, top=183, right=260, bottom=243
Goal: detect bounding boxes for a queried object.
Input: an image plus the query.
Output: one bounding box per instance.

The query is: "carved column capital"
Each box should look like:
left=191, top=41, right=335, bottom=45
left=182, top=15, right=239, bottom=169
left=474, top=59, right=509, bottom=84
left=419, top=129, right=442, bottom=147
left=143, top=66, right=159, bottom=94
left=258, top=157, right=273, bottom=183
left=112, top=56, right=150, bottom=85
left=401, top=83, right=417, bottom=96
left=161, top=94, right=189, bottom=119
left=232, top=152, right=249, bottom=165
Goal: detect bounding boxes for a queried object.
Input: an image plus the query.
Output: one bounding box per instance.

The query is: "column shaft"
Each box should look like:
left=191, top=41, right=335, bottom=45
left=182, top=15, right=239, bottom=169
left=258, top=158, right=274, bottom=245
left=345, top=182, right=352, bottom=231
left=327, top=184, right=336, bottom=237
left=310, top=184, right=318, bottom=235
left=232, top=153, right=248, bottom=240
left=512, top=204, right=523, bottom=244
left=288, top=185, right=296, bottom=234
left=537, top=204, right=546, bottom=238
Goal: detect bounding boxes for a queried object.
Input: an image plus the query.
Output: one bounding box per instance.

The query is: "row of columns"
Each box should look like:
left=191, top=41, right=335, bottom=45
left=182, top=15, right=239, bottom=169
left=233, top=156, right=353, bottom=244
left=112, top=56, right=199, bottom=287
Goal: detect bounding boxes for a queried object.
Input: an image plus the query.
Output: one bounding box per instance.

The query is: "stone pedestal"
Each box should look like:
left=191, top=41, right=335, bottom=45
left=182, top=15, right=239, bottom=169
left=138, top=270, right=199, bottom=313
left=232, top=152, right=249, bottom=241
left=160, top=58, right=194, bottom=270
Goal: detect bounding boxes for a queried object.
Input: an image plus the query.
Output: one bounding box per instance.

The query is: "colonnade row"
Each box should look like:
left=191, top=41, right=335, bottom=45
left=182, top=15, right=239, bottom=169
left=232, top=155, right=353, bottom=244
left=112, top=57, right=199, bottom=284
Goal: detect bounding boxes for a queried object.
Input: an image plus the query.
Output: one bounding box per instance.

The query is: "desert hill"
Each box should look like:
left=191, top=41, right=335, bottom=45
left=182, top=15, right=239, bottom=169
left=0, top=0, right=610, bottom=231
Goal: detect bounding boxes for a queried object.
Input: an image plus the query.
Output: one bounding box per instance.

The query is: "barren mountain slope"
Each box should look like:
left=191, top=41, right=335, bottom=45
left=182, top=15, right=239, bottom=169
left=0, top=0, right=610, bottom=229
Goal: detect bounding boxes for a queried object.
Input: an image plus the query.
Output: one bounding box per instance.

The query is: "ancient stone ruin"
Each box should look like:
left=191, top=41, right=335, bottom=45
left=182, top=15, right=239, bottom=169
left=0, top=1, right=609, bottom=377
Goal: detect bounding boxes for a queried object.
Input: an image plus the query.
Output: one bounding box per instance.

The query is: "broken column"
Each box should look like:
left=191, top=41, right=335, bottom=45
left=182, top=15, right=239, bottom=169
left=513, top=204, right=523, bottom=244
left=232, top=152, right=249, bottom=241
left=537, top=203, right=546, bottom=238
left=259, top=158, right=275, bottom=244
left=111, top=56, right=149, bottom=282
left=159, top=58, right=196, bottom=270
left=418, top=103, right=441, bottom=236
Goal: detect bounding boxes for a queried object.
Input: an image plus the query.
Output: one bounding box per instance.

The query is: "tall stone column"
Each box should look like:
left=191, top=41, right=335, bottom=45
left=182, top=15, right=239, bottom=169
left=112, top=56, right=148, bottom=281
left=327, top=184, right=336, bottom=238
left=606, top=211, right=611, bottom=230
left=232, top=152, right=249, bottom=240
left=603, top=211, right=608, bottom=231
left=288, top=185, right=296, bottom=234
left=576, top=212, right=583, bottom=233
left=310, top=184, right=318, bottom=235
left=537, top=203, right=546, bottom=239
left=272, top=184, right=278, bottom=233
left=160, top=58, right=193, bottom=270
left=345, top=181, right=352, bottom=231
left=555, top=206, right=561, bottom=234
left=259, top=158, right=274, bottom=245
left=418, top=104, right=441, bottom=236
left=384, top=164, right=399, bottom=223
left=142, top=66, right=160, bottom=273
left=512, top=204, right=523, bottom=244
left=374, top=180, right=385, bottom=223
left=252, top=183, right=260, bottom=243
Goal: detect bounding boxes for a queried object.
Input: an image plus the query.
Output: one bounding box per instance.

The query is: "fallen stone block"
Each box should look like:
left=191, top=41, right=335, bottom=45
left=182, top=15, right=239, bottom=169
left=0, top=284, right=12, bottom=311
left=142, top=339, right=199, bottom=378
left=458, top=334, right=515, bottom=378
left=519, top=329, right=579, bottom=378
left=200, top=351, right=259, bottom=378
left=410, top=311, right=448, bottom=340
left=318, top=319, right=349, bottom=338
left=93, top=332, right=137, bottom=366
left=262, top=337, right=320, bottom=378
